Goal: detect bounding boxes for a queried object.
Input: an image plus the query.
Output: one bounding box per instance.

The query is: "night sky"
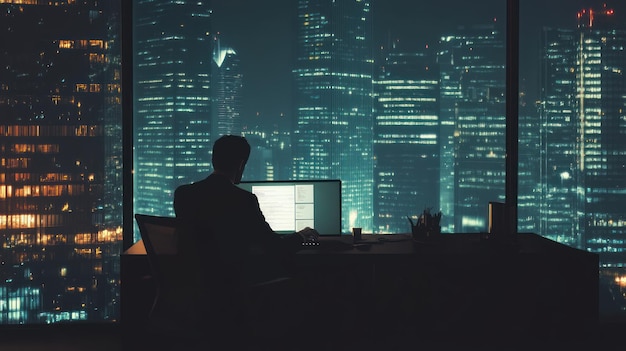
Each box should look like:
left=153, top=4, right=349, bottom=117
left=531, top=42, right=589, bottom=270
left=210, top=0, right=626, bottom=128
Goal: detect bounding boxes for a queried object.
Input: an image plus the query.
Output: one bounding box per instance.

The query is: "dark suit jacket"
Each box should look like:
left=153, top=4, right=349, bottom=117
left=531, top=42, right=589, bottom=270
left=173, top=173, right=302, bottom=288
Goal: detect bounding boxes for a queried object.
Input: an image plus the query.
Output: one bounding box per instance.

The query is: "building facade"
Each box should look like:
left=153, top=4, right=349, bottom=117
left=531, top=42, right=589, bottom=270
left=540, top=28, right=580, bottom=246
left=541, top=7, right=626, bottom=266
left=0, top=0, right=122, bottom=323
left=133, top=0, right=213, bottom=234
left=211, top=35, right=243, bottom=142
left=292, top=0, right=374, bottom=232
left=438, top=23, right=507, bottom=233
left=374, top=42, right=440, bottom=234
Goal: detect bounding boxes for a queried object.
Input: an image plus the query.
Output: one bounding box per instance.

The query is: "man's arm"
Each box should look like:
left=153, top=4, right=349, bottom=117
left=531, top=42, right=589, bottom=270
left=244, top=193, right=319, bottom=252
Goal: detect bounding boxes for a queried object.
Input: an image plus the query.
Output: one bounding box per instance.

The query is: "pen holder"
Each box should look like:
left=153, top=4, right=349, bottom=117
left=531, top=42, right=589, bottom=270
left=408, top=209, right=442, bottom=241
left=352, top=227, right=362, bottom=243
left=410, top=226, right=441, bottom=241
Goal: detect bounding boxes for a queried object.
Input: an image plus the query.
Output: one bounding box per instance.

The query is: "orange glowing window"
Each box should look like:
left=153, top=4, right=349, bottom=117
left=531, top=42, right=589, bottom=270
left=75, top=84, right=88, bottom=92
left=37, top=144, right=60, bottom=153
left=89, top=84, right=101, bottom=93
left=58, top=40, right=74, bottom=49
left=90, top=40, right=104, bottom=49
left=12, top=144, right=34, bottom=153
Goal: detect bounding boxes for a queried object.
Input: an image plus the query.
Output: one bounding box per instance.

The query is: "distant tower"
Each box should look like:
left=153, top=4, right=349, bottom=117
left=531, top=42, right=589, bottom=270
left=438, top=23, right=507, bottom=233
left=133, top=0, right=213, bottom=231
left=374, top=41, right=440, bottom=234
left=292, top=0, right=374, bottom=232
left=577, top=7, right=626, bottom=267
left=517, top=89, right=541, bottom=235
left=242, top=126, right=293, bottom=181
left=542, top=6, right=626, bottom=266
left=212, top=35, right=243, bottom=142
left=539, top=27, right=579, bottom=246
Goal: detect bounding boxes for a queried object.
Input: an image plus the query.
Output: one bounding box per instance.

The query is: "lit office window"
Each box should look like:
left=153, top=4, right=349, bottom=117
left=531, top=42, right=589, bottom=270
left=5, top=0, right=622, bottom=328
left=133, top=0, right=508, bottom=236
left=520, top=1, right=626, bottom=317
left=0, top=1, right=123, bottom=324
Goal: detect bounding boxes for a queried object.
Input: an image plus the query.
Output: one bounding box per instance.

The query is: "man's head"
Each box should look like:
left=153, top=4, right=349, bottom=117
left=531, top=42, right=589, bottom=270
left=212, top=135, right=251, bottom=183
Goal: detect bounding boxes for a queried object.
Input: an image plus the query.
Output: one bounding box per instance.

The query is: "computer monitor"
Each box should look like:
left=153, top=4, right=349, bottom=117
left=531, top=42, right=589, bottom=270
left=237, top=179, right=342, bottom=236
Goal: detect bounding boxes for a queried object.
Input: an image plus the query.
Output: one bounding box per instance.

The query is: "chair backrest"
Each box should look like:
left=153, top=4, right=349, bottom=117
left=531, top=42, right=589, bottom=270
left=135, top=213, right=178, bottom=255
left=135, top=213, right=202, bottom=331
left=134, top=214, right=180, bottom=288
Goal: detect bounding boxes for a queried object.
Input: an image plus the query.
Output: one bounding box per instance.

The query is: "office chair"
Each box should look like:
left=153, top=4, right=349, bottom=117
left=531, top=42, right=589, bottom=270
left=134, top=213, right=301, bottom=348
left=133, top=214, right=196, bottom=336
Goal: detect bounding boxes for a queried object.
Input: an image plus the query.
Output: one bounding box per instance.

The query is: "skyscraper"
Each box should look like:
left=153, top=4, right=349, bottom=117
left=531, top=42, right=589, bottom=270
left=242, top=126, right=293, bottom=181
left=133, top=0, right=213, bottom=234
left=0, top=1, right=122, bottom=324
left=577, top=8, right=626, bottom=267
left=438, top=22, right=507, bottom=233
left=211, top=35, right=243, bottom=142
left=517, top=94, right=541, bottom=234
left=292, top=0, right=374, bottom=232
left=374, top=42, right=440, bottom=234
left=541, top=6, right=626, bottom=266
left=539, top=28, right=580, bottom=246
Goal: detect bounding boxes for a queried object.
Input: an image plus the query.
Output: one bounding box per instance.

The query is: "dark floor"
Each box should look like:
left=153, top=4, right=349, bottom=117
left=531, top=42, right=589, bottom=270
left=1, top=318, right=625, bottom=351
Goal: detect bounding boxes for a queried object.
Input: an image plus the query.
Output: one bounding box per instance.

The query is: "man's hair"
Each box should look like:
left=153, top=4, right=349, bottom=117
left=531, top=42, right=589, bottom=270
left=212, top=135, right=251, bottom=172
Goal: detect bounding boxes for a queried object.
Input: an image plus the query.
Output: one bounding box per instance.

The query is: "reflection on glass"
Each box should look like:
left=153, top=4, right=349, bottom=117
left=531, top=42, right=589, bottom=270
left=0, top=1, right=123, bottom=324
left=132, top=0, right=626, bottom=318
left=2, top=0, right=624, bottom=326
left=521, top=1, right=626, bottom=318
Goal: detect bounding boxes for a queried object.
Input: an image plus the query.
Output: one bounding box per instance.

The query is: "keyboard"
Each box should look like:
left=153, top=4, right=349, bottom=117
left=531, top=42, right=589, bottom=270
left=301, top=238, right=354, bottom=251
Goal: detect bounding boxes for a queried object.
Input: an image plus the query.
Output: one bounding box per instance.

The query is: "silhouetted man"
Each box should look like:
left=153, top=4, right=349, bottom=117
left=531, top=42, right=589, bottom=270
left=173, top=134, right=320, bottom=348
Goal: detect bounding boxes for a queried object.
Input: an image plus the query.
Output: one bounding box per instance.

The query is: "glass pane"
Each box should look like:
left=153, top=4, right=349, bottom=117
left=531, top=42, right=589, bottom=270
left=0, top=1, right=123, bottom=324
left=133, top=0, right=506, bottom=238
left=520, top=0, right=626, bottom=318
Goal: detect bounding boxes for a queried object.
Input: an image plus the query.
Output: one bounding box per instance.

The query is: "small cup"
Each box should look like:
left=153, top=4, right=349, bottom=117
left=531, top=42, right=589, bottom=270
left=352, top=227, right=362, bottom=242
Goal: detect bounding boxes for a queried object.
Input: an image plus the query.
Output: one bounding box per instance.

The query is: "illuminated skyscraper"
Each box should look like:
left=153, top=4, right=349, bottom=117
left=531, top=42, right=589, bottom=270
left=292, top=0, right=374, bottom=232
left=438, top=23, right=507, bottom=233
left=541, top=6, right=626, bottom=266
left=212, top=35, right=243, bottom=142
left=242, top=126, right=293, bottom=182
left=133, top=0, right=213, bottom=231
left=374, top=42, right=440, bottom=234
left=539, top=28, right=580, bottom=246
left=0, top=1, right=122, bottom=324
left=517, top=97, right=541, bottom=234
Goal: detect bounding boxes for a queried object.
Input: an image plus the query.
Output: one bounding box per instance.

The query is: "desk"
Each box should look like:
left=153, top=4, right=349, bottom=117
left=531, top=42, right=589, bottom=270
left=121, top=233, right=599, bottom=339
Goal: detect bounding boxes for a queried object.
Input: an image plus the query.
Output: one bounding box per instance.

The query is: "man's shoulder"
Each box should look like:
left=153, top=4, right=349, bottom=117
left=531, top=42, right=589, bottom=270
left=174, top=178, right=213, bottom=203
left=174, top=180, right=203, bottom=195
left=174, top=176, right=252, bottom=199
left=175, top=175, right=218, bottom=190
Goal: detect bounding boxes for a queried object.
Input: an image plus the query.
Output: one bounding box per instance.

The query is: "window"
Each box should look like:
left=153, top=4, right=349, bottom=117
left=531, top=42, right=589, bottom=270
left=1, top=0, right=625, bottom=326
left=0, top=1, right=122, bottom=324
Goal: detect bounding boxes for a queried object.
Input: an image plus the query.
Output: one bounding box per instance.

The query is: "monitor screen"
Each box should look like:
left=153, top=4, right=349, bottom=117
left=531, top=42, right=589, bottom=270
left=237, top=180, right=342, bottom=236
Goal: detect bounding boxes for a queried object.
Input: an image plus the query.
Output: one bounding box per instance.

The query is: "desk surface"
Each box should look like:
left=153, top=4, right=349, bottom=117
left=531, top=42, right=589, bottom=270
left=123, top=234, right=417, bottom=256
left=123, top=232, right=598, bottom=259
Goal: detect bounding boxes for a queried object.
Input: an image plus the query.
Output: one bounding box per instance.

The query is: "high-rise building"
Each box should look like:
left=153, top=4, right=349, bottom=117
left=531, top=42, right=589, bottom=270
left=438, top=23, right=507, bottom=233
left=242, top=126, right=293, bottom=181
left=374, top=42, right=440, bottom=234
left=517, top=94, right=541, bottom=234
left=541, top=6, right=626, bottom=266
left=292, top=0, right=374, bottom=232
left=133, top=0, right=213, bottom=234
left=212, top=35, right=243, bottom=142
left=0, top=1, right=122, bottom=324
left=539, top=28, right=580, bottom=246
